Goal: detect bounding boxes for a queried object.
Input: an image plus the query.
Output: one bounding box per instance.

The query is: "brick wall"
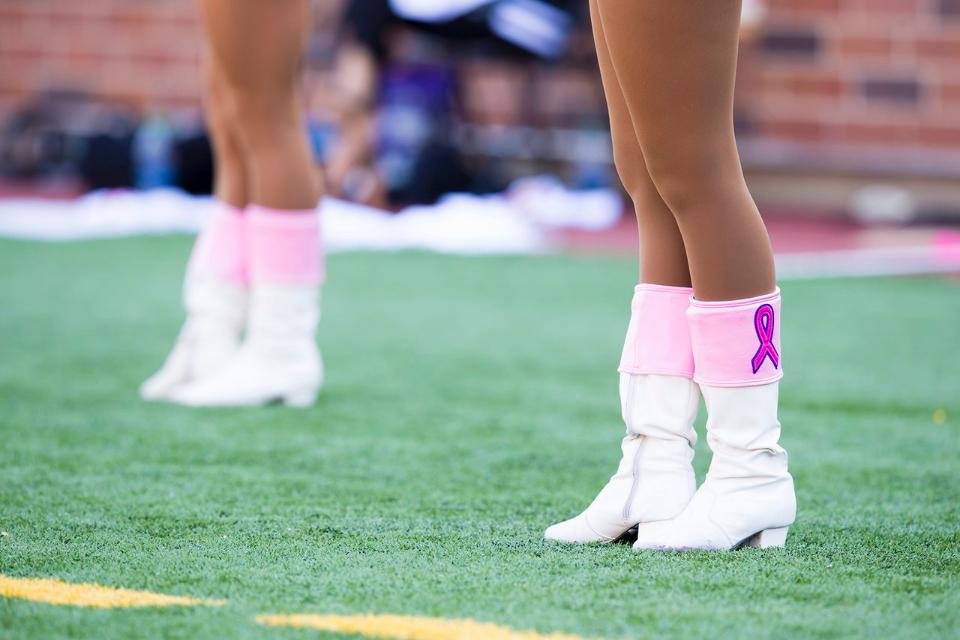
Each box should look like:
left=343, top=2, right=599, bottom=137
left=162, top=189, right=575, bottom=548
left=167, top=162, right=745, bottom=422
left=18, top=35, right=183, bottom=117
left=0, top=0, right=202, bottom=109
left=2, top=0, right=959, bottom=173
left=742, top=0, right=960, bottom=163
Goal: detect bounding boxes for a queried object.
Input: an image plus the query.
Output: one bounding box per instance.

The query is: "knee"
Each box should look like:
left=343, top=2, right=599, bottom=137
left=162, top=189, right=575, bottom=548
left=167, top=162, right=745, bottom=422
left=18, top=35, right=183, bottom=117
left=612, top=141, right=730, bottom=218
left=642, top=142, right=738, bottom=218
left=621, top=176, right=667, bottom=217
left=228, top=84, right=295, bottom=125
left=217, top=63, right=300, bottom=128
left=206, top=81, right=236, bottom=131
left=612, top=150, right=663, bottom=213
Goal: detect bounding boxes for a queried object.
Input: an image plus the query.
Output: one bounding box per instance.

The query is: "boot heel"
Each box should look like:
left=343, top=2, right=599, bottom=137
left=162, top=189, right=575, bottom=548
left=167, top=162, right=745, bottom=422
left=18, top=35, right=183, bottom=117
left=746, top=526, right=789, bottom=548
left=283, top=387, right=318, bottom=408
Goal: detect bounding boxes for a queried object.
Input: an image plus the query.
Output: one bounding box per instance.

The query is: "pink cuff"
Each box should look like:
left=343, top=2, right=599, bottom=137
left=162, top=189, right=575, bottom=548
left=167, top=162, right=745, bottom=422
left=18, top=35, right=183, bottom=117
left=618, top=284, right=695, bottom=378
left=688, top=288, right=783, bottom=387
left=188, top=201, right=247, bottom=285
left=248, top=204, right=324, bottom=286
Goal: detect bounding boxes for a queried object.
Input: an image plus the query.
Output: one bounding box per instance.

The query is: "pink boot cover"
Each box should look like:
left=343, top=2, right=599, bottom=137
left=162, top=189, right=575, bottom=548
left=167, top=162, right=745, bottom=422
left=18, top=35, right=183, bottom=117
left=188, top=202, right=248, bottom=285
left=619, top=284, right=695, bottom=378
left=687, top=288, right=783, bottom=387
left=248, top=204, right=324, bottom=285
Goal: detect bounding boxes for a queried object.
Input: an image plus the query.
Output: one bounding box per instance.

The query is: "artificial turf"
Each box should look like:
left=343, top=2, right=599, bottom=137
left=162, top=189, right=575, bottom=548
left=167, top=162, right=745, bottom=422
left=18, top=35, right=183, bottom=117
left=0, top=236, right=958, bottom=640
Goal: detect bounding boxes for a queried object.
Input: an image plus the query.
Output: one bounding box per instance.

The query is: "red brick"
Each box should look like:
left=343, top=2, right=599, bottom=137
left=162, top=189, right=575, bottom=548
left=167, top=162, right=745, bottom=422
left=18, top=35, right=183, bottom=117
left=940, top=82, right=960, bottom=104
left=837, top=35, right=895, bottom=59
left=915, top=36, right=960, bottom=61
left=762, top=117, right=830, bottom=142
left=843, top=122, right=919, bottom=146
left=916, top=124, right=960, bottom=147
left=757, top=69, right=845, bottom=99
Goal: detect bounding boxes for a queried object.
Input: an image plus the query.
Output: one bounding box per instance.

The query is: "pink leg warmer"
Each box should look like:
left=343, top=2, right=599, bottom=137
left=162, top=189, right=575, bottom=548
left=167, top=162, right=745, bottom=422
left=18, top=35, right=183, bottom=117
left=188, top=202, right=248, bottom=285
left=248, top=204, right=324, bottom=285
left=687, top=288, right=783, bottom=387
left=619, top=284, right=695, bottom=378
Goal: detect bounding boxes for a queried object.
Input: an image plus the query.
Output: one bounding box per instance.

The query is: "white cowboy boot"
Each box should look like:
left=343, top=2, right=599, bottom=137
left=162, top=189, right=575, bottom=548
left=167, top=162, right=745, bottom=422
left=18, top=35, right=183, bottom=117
left=545, top=284, right=699, bottom=543
left=139, top=278, right=246, bottom=401
left=545, top=374, right=700, bottom=543
left=168, top=284, right=322, bottom=407
left=169, top=204, right=324, bottom=408
left=141, top=203, right=247, bottom=401
left=634, top=288, right=796, bottom=551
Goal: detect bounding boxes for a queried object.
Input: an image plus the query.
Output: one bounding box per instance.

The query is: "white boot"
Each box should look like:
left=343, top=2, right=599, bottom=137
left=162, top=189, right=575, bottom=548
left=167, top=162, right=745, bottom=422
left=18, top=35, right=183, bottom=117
left=169, top=285, right=323, bottom=407
left=140, top=277, right=246, bottom=402
left=634, top=288, right=795, bottom=551
left=544, top=374, right=700, bottom=543
left=633, top=383, right=795, bottom=550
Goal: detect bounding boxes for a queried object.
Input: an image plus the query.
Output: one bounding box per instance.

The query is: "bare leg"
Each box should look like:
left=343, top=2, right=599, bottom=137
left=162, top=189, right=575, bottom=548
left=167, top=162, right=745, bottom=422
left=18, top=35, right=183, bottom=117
left=202, top=52, right=249, bottom=208
left=161, top=1, right=325, bottom=409
left=589, top=0, right=690, bottom=288
left=141, top=53, right=250, bottom=402
left=198, top=0, right=320, bottom=210
left=140, top=48, right=253, bottom=403
left=542, top=1, right=702, bottom=546
left=594, top=0, right=775, bottom=301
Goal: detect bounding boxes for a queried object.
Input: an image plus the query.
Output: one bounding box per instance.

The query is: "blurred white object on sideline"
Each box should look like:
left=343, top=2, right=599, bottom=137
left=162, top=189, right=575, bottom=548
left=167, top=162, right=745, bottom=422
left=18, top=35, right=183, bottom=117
left=849, top=184, right=918, bottom=226
left=506, top=175, right=622, bottom=230
left=0, top=178, right=623, bottom=255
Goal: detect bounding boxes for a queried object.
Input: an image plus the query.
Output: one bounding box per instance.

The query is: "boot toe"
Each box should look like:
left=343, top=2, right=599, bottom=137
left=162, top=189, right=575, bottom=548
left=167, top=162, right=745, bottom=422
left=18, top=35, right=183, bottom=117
left=544, top=518, right=586, bottom=543
left=632, top=520, right=679, bottom=551
left=544, top=515, right=599, bottom=543
left=633, top=517, right=738, bottom=552
left=139, top=367, right=187, bottom=402
left=165, top=385, right=210, bottom=407
left=138, top=377, right=168, bottom=402
left=545, top=514, right=623, bottom=544
left=165, top=374, right=240, bottom=407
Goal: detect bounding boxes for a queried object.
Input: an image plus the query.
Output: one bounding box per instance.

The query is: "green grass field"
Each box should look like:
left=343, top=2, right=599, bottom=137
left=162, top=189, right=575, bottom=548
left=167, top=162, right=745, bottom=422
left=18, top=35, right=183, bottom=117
left=1, top=236, right=958, bottom=639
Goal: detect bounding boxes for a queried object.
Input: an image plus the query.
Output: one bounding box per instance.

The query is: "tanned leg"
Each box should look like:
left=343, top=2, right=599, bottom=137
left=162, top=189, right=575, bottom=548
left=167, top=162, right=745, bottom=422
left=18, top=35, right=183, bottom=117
left=198, top=0, right=320, bottom=210
left=541, top=1, right=701, bottom=546
left=592, top=1, right=795, bottom=553
left=202, top=51, right=249, bottom=208
left=588, top=0, right=691, bottom=288
left=593, top=0, right=775, bottom=300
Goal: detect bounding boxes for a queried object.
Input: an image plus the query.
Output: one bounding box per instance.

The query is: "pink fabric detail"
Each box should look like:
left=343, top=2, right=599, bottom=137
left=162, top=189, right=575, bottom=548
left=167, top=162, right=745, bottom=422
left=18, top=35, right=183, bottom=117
left=687, top=288, right=783, bottom=387
left=618, top=284, right=695, bottom=378
left=188, top=202, right=248, bottom=285
left=248, top=204, right=324, bottom=285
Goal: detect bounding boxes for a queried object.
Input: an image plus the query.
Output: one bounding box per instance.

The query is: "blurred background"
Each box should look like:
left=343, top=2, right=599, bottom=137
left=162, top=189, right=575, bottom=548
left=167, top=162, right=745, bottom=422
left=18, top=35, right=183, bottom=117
left=1, top=0, right=960, bottom=272
left=3, top=5, right=959, bottom=634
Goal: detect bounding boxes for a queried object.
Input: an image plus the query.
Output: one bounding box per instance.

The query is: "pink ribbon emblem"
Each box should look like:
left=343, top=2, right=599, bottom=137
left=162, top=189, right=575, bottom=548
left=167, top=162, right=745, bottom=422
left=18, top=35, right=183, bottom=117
left=751, top=303, right=780, bottom=374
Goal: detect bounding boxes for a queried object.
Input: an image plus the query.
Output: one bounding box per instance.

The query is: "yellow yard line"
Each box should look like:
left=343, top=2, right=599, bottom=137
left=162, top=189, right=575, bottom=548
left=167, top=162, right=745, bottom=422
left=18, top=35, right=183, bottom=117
left=0, top=575, right=223, bottom=609
left=255, top=613, right=592, bottom=640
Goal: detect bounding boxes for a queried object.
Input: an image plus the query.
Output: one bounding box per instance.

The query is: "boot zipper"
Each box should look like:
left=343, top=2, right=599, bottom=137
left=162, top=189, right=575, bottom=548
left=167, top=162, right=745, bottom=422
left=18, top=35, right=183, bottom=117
left=623, top=437, right=644, bottom=520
